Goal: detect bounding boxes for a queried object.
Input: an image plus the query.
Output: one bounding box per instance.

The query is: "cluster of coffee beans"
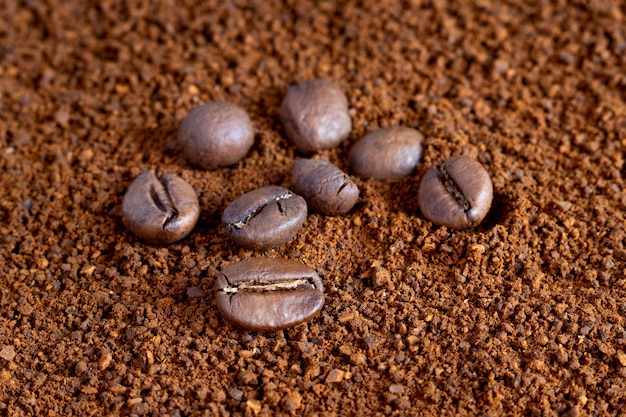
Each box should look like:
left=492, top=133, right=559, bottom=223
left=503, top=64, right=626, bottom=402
left=121, top=78, right=493, bottom=331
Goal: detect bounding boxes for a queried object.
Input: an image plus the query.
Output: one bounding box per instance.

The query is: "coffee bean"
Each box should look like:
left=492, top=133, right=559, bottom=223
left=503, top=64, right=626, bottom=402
left=418, top=156, right=493, bottom=229
left=291, top=159, right=359, bottom=215
left=279, top=78, right=352, bottom=153
left=122, top=169, right=200, bottom=244
left=214, top=257, right=324, bottom=331
left=348, top=126, right=424, bottom=179
left=222, top=186, right=307, bottom=250
left=178, top=102, right=254, bottom=170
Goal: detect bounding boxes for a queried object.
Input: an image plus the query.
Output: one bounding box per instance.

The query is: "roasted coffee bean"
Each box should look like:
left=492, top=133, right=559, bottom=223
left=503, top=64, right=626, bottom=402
left=291, top=158, right=359, bottom=215
left=222, top=186, right=307, bottom=250
left=279, top=78, right=352, bottom=153
left=178, top=102, right=254, bottom=170
left=418, top=156, right=493, bottom=229
left=214, top=257, right=325, bottom=331
left=122, top=169, right=200, bottom=244
left=348, top=126, right=424, bottom=179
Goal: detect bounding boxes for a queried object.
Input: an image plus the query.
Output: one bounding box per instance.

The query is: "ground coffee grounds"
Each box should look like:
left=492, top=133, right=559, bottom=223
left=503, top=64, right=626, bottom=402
left=1, top=0, right=625, bottom=415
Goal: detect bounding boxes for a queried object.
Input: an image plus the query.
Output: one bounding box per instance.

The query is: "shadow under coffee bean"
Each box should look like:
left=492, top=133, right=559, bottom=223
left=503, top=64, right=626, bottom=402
left=214, top=257, right=325, bottom=331
left=222, top=186, right=307, bottom=250
left=418, top=156, right=493, bottom=229
left=475, top=192, right=511, bottom=232
left=122, top=169, right=200, bottom=244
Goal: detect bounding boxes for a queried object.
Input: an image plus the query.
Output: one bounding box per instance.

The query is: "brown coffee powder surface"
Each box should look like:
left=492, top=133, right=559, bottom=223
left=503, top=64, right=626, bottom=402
left=1, top=1, right=625, bottom=415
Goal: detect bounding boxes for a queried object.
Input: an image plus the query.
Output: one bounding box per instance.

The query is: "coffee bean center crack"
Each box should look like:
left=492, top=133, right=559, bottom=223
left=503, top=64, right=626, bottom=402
left=335, top=176, right=350, bottom=196
left=149, top=182, right=179, bottom=229
left=438, top=164, right=471, bottom=212
left=220, top=277, right=315, bottom=294
left=231, top=192, right=293, bottom=229
left=311, top=174, right=349, bottom=196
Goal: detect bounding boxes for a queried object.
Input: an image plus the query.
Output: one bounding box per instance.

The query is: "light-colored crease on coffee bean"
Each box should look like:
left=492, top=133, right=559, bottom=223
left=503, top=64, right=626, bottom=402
left=230, top=192, right=294, bottom=229
left=220, top=278, right=314, bottom=293
left=231, top=209, right=263, bottom=229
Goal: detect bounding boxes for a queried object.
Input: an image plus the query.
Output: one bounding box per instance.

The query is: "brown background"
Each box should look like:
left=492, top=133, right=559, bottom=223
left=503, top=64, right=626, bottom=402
left=1, top=0, right=626, bottom=415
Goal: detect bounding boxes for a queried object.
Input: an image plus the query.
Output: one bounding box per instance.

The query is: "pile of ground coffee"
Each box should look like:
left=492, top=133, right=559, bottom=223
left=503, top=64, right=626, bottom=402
left=1, top=0, right=625, bottom=415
